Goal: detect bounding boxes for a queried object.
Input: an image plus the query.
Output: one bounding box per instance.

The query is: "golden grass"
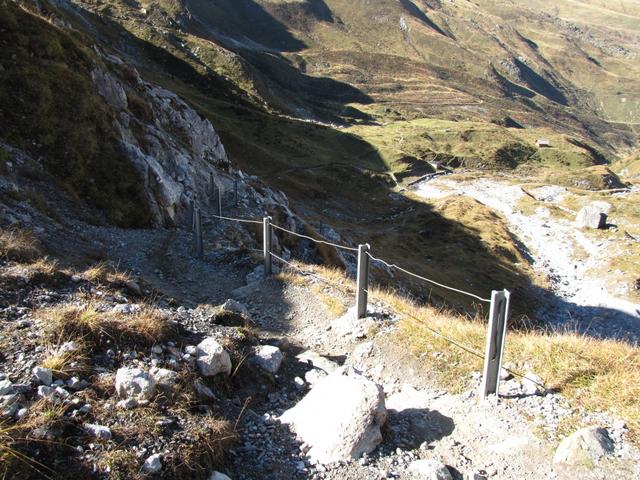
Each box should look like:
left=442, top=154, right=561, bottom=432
left=0, top=400, right=71, bottom=479
left=388, top=290, right=640, bottom=444
left=40, top=303, right=173, bottom=348
left=41, top=342, right=87, bottom=380
left=311, top=283, right=347, bottom=317
left=0, top=228, right=42, bottom=262
left=81, top=262, right=131, bottom=285
left=279, top=262, right=640, bottom=444
left=0, top=258, right=70, bottom=287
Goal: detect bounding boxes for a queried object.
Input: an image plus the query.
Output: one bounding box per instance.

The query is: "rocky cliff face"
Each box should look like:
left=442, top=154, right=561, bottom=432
left=91, top=54, right=230, bottom=226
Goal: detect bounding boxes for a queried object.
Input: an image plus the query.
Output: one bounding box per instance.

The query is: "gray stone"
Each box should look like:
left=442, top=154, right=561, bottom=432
left=407, top=459, right=453, bottom=479
left=221, top=299, right=249, bottom=316
left=67, top=377, right=89, bottom=391
left=115, top=367, right=156, bottom=402
left=150, top=367, right=179, bottom=392
left=553, top=427, right=614, bottom=466
left=112, top=303, right=141, bottom=315
left=143, top=453, right=163, bottom=474
left=0, top=380, right=13, bottom=396
left=32, top=367, right=52, bottom=386
left=84, top=423, right=112, bottom=441
left=196, top=338, right=232, bottom=377
left=254, top=346, right=283, bottom=373
left=280, top=367, right=387, bottom=464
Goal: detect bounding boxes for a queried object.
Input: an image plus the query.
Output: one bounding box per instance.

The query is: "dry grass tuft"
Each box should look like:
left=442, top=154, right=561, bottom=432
left=0, top=228, right=42, bottom=262
left=41, top=341, right=88, bottom=380
left=81, top=262, right=132, bottom=286
left=0, top=258, right=70, bottom=288
left=40, top=304, right=173, bottom=348
left=165, top=416, right=236, bottom=478
left=274, top=270, right=308, bottom=286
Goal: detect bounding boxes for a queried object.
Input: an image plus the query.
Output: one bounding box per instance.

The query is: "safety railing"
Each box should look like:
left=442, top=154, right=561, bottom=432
left=190, top=203, right=539, bottom=399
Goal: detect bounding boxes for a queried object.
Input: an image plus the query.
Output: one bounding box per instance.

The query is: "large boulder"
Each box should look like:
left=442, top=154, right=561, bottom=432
left=575, top=202, right=611, bottom=229
left=115, top=367, right=156, bottom=402
left=196, top=338, right=232, bottom=377
left=279, top=367, right=386, bottom=464
left=553, top=427, right=614, bottom=466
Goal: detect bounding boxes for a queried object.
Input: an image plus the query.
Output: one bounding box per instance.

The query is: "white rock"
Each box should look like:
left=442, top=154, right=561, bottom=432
left=280, top=367, right=387, bottom=464
left=150, top=367, right=178, bottom=390
left=553, top=427, right=614, bottom=466
left=84, top=423, right=112, bottom=440
left=115, top=367, right=156, bottom=401
left=575, top=205, right=607, bottom=229
left=112, top=303, right=141, bottom=314
left=37, top=385, right=55, bottom=398
left=209, top=472, right=232, bottom=480
left=32, top=367, right=52, bottom=386
left=151, top=344, right=164, bottom=354
left=407, top=459, right=453, bottom=479
left=254, top=346, right=283, bottom=373
left=184, top=345, right=197, bottom=355
left=196, top=338, right=232, bottom=377
left=521, top=372, right=543, bottom=395
left=0, top=380, right=13, bottom=396
left=143, top=453, right=163, bottom=474
left=67, top=377, right=89, bottom=391
left=57, top=341, right=80, bottom=354
left=221, top=299, right=249, bottom=316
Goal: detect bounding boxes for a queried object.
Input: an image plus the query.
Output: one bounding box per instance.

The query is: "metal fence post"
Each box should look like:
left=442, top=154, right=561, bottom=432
left=355, top=244, right=370, bottom=319
left=194, top=207, right=203, bottom=259
left=263, top=216, right=272, bottom=276
left=480, top=289, right=511, bottom=399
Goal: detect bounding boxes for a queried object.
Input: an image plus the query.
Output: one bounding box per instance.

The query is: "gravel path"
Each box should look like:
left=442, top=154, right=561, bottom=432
left=413, top=177, right=640, bottom=343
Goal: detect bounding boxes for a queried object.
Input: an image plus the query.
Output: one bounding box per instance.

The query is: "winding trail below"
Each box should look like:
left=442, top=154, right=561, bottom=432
left=413, top=177, right=640, bottom=343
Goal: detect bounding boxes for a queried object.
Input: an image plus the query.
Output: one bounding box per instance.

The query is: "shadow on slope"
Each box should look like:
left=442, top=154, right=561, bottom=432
left=399, top=0, right=452, bottom=38
left=184, top=0, right=307, bottom=52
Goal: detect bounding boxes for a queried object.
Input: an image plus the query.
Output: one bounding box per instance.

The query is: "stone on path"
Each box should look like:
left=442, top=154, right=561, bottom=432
left=143, top=453, right=163, bottom=474
left=221, top=299, right=249, bottom=316
left=575, top=203, right=609, bottom=229
left=84, top=423, right=112, bottom=441
left=253, top=345, right=283, bottom=373
left=115, top=367, right=156, bottom=402
left=196, top=337, right=232, bottom=376
left=407, top=459, right=453, bottom=480
left=32, top=367, right=52, bottom=386
left=280, top=367, right=386, bottom=464
left=553, top=427, right=614, bottom=466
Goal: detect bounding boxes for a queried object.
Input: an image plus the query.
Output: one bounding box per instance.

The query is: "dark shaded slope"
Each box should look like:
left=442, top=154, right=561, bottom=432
left=514, top=59, right=568, bottom=106
left=399, top=0, right=452, bottom=38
